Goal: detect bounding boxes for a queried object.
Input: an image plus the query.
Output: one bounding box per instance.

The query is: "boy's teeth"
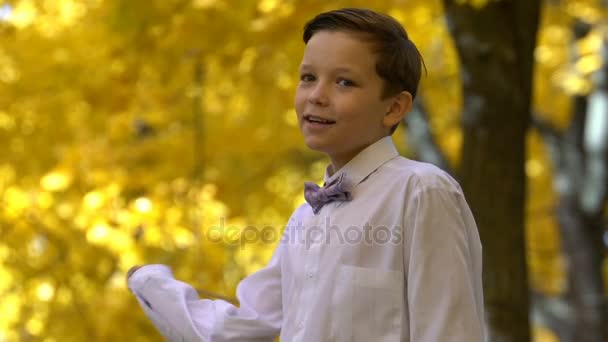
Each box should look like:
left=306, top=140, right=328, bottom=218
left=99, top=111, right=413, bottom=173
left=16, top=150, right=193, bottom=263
left=308, top=116, right=334, bottom=124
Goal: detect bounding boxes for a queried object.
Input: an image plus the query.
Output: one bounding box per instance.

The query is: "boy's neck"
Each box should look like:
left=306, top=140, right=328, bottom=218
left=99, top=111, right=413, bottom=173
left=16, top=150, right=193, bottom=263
left=327, top=136, right=392, bottom=176
left=328, top=147, right=366, bottom=176
left=328, top=160, right=346, bottom=177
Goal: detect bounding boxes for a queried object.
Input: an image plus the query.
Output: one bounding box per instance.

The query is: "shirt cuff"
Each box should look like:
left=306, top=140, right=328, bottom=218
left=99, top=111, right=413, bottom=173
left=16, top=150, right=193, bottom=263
left=128, top=264, right=174, bottom=292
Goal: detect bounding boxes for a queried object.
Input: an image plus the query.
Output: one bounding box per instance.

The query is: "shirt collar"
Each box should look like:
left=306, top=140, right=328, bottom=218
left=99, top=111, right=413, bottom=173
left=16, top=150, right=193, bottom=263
left=323, top=136, right=399, bottom=187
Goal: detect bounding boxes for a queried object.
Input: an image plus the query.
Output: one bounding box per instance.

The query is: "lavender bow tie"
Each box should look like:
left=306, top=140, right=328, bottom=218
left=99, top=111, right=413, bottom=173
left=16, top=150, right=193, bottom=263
left=304, top=173, right=353, bottom=215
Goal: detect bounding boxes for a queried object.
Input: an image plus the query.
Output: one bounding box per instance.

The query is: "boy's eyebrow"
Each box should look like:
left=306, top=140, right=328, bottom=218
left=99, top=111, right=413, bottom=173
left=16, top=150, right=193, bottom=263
left=299, top=64, right=358, bottom=74
left=332, top=67, right=356, bottom=74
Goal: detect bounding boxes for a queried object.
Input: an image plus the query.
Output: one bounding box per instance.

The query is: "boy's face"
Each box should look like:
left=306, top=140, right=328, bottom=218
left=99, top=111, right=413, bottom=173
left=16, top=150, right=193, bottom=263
left=295, top=30, right=398, bottom=166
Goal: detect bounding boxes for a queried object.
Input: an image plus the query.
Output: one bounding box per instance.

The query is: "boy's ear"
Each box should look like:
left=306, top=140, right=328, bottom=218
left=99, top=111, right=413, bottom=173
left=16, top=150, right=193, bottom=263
left=383, top=91, right=413, bottom=128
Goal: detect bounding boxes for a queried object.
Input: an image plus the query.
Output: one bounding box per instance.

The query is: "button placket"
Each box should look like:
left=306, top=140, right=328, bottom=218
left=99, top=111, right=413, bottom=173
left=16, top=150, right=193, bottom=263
left=306, top=268, right=314, bottom=278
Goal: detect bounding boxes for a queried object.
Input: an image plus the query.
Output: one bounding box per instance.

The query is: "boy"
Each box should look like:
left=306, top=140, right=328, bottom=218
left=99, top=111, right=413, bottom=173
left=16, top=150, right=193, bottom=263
left=128, top=8, right=485, bottom=341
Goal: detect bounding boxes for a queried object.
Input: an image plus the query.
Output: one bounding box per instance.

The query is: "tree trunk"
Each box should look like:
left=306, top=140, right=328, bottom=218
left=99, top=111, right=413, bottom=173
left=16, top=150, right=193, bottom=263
left=442, top=1, right=541, bottom=340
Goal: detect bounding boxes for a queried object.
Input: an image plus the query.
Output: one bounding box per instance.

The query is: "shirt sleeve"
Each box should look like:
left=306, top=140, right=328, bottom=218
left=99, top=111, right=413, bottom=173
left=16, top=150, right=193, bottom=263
left=128, top=243, right=283, bottom=342
left=404, top=187, right=486, bottom=341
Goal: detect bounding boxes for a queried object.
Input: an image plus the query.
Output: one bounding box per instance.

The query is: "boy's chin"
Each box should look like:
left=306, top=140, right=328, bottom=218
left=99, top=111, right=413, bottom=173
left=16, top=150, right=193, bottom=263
left=302, top=138, right=331, bottom=154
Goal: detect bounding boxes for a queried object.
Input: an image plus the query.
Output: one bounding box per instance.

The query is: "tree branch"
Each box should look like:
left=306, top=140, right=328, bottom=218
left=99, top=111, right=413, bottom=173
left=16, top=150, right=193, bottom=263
left=580, top=38, right=608, bottom=215
left=403, top=98, right=452, bottom=174
left=531, top=291, right=574, bottom=341
left=530, top=114, right=563, bottom=170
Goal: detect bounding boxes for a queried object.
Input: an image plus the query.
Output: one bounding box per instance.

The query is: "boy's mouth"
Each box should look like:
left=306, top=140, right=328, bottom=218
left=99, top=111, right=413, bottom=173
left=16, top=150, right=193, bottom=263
left=304, top=115, right=336, bottom=125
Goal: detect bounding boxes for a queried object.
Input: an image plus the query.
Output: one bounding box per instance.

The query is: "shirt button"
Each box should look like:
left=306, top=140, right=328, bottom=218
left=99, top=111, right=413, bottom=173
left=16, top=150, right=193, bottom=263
left=298, top=321, right=304, bottom=329
left=307, top=270, right=314, bottom=278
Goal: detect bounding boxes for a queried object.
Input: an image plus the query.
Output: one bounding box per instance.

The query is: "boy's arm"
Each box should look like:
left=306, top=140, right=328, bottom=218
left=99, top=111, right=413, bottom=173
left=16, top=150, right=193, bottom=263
left=404, top=187, right=485, bottom=341
left=127, top=244, right=283, bottom=342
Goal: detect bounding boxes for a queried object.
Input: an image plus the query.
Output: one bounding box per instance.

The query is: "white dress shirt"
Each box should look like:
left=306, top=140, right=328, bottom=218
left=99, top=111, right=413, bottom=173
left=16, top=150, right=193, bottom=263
left=128, top=136, right=486, bottom=341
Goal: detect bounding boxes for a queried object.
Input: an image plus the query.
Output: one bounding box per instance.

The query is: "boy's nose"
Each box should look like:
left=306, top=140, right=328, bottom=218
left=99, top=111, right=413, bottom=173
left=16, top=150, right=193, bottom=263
left=308, top=83, right=329, bottom=106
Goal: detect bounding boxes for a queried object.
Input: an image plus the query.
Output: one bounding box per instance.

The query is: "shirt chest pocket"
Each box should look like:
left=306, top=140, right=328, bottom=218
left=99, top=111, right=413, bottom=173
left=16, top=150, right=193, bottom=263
left=331, top=265, right=403, bottom=342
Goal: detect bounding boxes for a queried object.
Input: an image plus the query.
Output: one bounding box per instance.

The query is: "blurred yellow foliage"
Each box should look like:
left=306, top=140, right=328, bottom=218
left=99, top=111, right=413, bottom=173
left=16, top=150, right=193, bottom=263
left=0, top=0, right=605, bottom=340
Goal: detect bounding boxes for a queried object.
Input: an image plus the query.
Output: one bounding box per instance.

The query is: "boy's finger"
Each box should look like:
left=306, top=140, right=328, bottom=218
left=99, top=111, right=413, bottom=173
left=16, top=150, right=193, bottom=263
left=127, top=265, right=142, bottom=279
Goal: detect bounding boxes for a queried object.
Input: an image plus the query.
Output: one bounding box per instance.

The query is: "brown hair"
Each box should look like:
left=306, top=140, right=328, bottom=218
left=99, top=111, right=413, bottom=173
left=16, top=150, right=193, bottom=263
left=303, top=8, right=425, bottom=133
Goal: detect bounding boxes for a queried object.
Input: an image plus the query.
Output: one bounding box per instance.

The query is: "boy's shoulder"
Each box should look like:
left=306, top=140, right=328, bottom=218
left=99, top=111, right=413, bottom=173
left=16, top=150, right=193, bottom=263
left=383, top=156, right=462, bottom=194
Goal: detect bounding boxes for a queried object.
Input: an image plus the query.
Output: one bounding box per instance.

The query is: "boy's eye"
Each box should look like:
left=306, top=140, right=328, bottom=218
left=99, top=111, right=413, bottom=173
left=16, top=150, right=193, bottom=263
left=337, top=78, right=356, bottom=87
left=300, top=74, right=316, bottom=82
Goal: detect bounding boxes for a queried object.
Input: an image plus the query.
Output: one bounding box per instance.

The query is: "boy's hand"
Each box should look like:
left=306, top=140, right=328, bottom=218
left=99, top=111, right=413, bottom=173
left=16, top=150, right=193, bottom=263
left=126, top=265, right=142, bottom=281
